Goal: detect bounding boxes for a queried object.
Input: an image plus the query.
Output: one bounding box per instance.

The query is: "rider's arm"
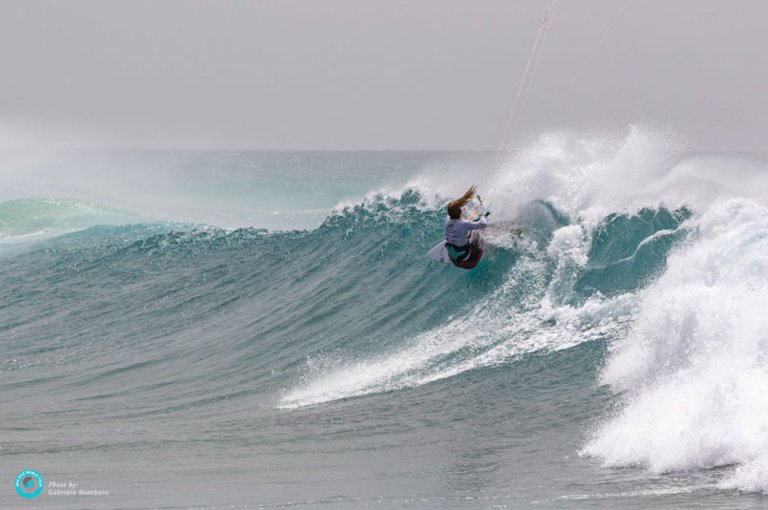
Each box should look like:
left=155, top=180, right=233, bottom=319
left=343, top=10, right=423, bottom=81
left=465, top=217, right=487, bottom=229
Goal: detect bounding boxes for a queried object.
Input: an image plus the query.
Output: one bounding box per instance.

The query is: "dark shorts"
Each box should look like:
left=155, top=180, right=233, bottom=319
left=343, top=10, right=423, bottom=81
left=446, top=237, right=483, bottom=269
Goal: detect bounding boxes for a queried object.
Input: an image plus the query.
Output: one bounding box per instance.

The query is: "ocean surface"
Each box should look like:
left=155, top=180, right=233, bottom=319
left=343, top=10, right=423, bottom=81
left=3, top=128, right=768, bottom=508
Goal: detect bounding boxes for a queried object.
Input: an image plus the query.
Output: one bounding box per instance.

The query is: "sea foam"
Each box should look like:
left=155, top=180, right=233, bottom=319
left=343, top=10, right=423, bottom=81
left=584, top=198, right=768, bottom=491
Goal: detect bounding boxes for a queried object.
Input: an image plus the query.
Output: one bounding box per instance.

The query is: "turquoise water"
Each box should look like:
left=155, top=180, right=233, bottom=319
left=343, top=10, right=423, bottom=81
left=3, top=131, right=768, bottom=508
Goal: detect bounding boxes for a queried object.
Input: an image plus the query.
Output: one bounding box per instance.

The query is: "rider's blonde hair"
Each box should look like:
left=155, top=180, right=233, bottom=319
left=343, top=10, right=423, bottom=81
left=447, top=185, right=477, bottom=219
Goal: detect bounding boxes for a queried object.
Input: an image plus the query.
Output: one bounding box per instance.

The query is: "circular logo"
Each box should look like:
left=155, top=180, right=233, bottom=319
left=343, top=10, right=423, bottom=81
left=15, top=470, right=43, bottom=498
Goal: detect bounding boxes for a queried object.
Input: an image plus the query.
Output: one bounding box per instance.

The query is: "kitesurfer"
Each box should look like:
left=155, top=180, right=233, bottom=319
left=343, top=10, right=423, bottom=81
left=445, top=185, right=489, bottom=269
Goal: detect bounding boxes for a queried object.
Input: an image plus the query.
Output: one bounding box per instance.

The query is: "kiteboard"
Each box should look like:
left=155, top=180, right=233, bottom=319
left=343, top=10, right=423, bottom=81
left=426, top=239, right=452, bottom=264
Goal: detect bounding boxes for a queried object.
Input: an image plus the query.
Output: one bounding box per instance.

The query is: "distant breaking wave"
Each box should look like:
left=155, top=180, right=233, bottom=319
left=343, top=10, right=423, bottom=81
left=0, top=197, right=147, bottom=240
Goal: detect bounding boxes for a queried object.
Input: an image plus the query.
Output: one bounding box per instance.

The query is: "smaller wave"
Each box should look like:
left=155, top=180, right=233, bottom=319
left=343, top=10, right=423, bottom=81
left=0, top=197, right=147, bottom=241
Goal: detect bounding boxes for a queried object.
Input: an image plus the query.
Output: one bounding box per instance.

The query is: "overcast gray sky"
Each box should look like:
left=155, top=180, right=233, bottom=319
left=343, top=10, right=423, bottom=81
left=1, top=0, right=766, bottom=151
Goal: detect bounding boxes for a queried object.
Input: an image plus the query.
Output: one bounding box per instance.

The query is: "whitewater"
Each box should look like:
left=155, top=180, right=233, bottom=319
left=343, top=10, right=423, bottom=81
left=2, top=126, right=768, bottom=508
